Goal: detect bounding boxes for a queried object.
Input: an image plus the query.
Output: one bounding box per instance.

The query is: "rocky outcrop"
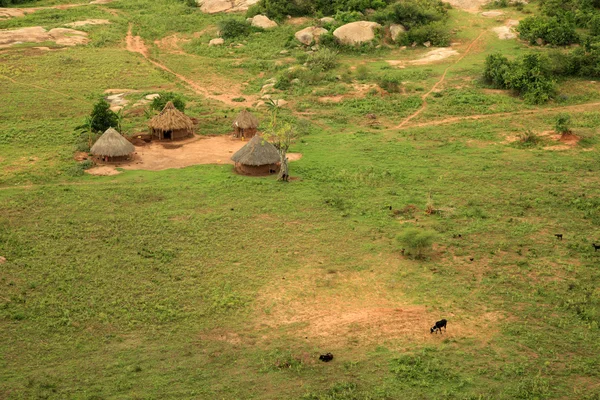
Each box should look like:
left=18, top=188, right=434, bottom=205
left=389, top=24, right=406, bottom=42
left=333, top=21, right=381, bottom=46
left=197, top=0, right=259, bottom=14
left=250, top=15, right=278, bottom=29
left=295, top=26, right=328, bottom=45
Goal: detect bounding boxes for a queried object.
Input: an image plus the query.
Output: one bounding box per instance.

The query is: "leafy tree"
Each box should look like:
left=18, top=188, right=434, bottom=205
left=483, top=53, right=512, bottom=88
left=150, top=92, right=186, bottom=112
left=87, top=99, right=119, bottom=133
left=555, top=113, right=572, bottom=135
left=263, top=99, right=297, bottom=182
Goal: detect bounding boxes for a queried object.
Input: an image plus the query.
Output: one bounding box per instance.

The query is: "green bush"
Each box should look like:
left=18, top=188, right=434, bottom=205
left=403, top=20, right=450, bottom=46
left=375, top=0, right=449, bottom=29
left=397, top=228, right=437, bottom=259
left=518, top=16, right=579, bottom=46
left=249, top=0, right=392, bottom=20
left=306, top=48, right=339, bottom=71
left=483, top=53, right=556, bottom=104
left=150, top=92, right=186, bottom=112
left=377, top=74, right=401, bottom=93
left=219, top=19, right=251, bottom=40
left=555, top=113, right=572, bottom=134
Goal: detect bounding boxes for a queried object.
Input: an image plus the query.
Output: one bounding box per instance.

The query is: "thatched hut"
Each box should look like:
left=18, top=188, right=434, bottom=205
left=232, top=110, right=259, bottom=139
left=148, top=101, right=194, bottom=141
left=91, top=127, right=135, bottom=162
left=231, top=135, right=280, bottom=176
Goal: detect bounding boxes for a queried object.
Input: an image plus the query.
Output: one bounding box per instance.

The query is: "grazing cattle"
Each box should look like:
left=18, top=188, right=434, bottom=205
left=453, top=234, right=462, bottom=239
left=593, top=243, right=600, bottom=252
left=319, top=353, right=334, bottom=362
left=469, top=257, right=474, bottom=262
left=430, top=319, right=447, bottom=334
left=555, top=234, right=563, bottom=240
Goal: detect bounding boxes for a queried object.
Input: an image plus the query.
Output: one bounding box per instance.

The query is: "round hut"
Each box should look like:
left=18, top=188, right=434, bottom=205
left=91, top=127, right=135, bottom=163
left=231, top=135, right=280, bottom=176
left=148, top=101, right=194, bottom=141
left=232, top=110, right=259, bottom=139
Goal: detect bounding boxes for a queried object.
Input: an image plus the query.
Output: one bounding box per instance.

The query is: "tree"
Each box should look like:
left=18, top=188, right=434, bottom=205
left=150, top=92, right=186, bottom=112
left=89, top=99, right=119, bottom=133
left=397, top=228, right=437, bottom=260
left=263, top=99, right=297, bottom=182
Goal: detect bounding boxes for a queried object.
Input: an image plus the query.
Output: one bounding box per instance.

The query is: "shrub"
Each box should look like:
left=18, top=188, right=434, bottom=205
left=483, top=53, right=511, bottom=88
left=403, top=21, right=451, bottom=46
left=518, top=16, right=579, bottom=46
left=377, top=74, right=401, bottom=93
left=356, top=64, right=370, bottom=80
left=518, top=130, right=542, bottom=147
left=150, top=92, right=186, bottom=112
left=219, top=18, right=251, bottom=40
left=555, top=113, right=572, bottom=134
left=380, top=0, right=449, bottom=29
left=306, top=48, right=339, bottom=71
left=397, top=228, right=437, bottom=259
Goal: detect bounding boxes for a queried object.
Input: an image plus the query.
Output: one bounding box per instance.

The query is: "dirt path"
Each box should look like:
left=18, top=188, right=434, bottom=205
left=400, top=101, right=600, bottom=130
left=125, top=25, right=256, bottom=107
left=395, top=30, right=486, bottom=130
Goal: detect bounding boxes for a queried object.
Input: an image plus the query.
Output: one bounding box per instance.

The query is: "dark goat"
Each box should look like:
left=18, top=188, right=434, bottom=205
left=430, top=319, right=447, bottom=334
left=555, top=234, right=563, bottom=240
left=594, top=244, right=600, bottom=252
left=319, top=353, right=334, bottom=362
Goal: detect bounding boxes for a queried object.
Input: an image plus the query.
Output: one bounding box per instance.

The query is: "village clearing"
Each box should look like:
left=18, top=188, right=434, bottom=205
left=1, top=0, right=600, bottom=399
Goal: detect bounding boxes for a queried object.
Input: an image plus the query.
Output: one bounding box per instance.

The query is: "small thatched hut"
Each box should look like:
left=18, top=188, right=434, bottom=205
left=91, top=127, right=135, bottom=162
left=231, top=135, right=280, bottom=176
left=148, top=101, right=194, bottom=141
left=232, top=110, right=259, bottom=139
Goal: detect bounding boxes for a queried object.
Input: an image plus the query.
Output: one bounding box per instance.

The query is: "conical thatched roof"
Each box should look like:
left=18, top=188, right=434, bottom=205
left=148, top=101, right=194, bottom=132
left=231, top=135, right=280, bottom=166
left=233, top=109, right=259, bottom=129
left=91, top=128, right=135, bottom=157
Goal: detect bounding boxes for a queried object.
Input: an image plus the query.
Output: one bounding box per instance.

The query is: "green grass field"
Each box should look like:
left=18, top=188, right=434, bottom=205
left=1, top=0, right=600, bottom=398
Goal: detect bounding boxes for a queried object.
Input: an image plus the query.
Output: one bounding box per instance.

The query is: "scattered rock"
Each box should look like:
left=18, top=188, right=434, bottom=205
left=291, top=78, right=300, bottom=84
left=0, top=256, right=7, bottom=264
left=250, top=15, right=278, bottom=29
left=209, top=38, right=225, bottom=46
left=333, top=21, right=381, bottom=46
left=261, top=94, right=272, bottom=100
left=482, top=10, right=504, bottom=17
left=261, top=83, right=276, bottom=93
left=389, top=24, right=406, bottom=42
left=0, top=26, right=88, bottom=48
left=295, top=26, right=328, bottom=46
left=105, top=93, right=128, bottom=112
left=265, top=77, right=277, bottom=84
left=64, top=19, right=111, bottom=27
left=320, top=17, right=335, bottom=24
left=273, top=99, right=287, bottom=107
left=493, top=26, right=517, bottom=40
left=423, top=41, right=431, bottom=47
left=279, top=49, right=289, bottom=54
left=145, top=93, right=160, bottom=100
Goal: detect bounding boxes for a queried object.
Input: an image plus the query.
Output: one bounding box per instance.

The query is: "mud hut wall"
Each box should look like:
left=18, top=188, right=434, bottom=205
left=235, top=163, right=279, bottom=176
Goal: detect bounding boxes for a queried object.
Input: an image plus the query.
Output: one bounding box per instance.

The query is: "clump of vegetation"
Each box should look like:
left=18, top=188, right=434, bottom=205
left=248, top=0, right=392, bottom=20
left=518, top=16, right=579, bottom=46
left=518, top=130, right=542, bottom=147
left=75, top=99, right=119, bottom=142
left=150, top=92, right=186, bottom=112
left=483, top=53, right=556, bottom=104
left=219, top=18, right=252, bottom=40
left=397, top=228, right=437, bottom=259
left=377, top=74, right=401, bottom=93
left=555, top=113, right=572, bottom=135
left=306, top=48, right=339, bottom=72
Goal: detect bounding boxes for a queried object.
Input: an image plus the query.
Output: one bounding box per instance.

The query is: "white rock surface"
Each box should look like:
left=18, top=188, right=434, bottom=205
left=295, top=26, right=328, bottom=45
left=250, top=15, right=278, bottom=29
left=209, top=38, right=225, bottom=46
left=333, top=21, right=381, bottom=46
left=389, top=24, right=406, bottom=42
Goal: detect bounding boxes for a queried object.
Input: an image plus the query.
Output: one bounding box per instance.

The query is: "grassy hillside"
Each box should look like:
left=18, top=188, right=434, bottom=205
left=1, top=0, right=600, bottom=398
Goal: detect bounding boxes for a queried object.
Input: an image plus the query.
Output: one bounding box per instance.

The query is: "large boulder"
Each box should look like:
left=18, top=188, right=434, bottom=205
left=250, top=15, right=278, bottom=29
left=209, top=38, right=225, bottom=46
left=389, top=24, right=406, bottom=42
left=295, top=26, right=328, bottom=45
left=333, top=21, right=381, bottom=46
left=197, top=0, right=259, bottom=13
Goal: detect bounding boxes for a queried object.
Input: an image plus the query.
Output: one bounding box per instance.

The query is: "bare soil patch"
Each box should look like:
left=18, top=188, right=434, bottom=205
left=410, top=47, right=459, bottom=65
left=86, top=135, right=302, bottom=174
left=0, top=27, right=88, bottom=49
left=86, top=165, right=122, bottom=176
left=155, top=34, right=189, bottom=55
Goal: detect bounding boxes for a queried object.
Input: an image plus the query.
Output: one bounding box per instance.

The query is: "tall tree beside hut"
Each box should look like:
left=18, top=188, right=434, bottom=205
left=263, top=99, right=297, bottom=182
